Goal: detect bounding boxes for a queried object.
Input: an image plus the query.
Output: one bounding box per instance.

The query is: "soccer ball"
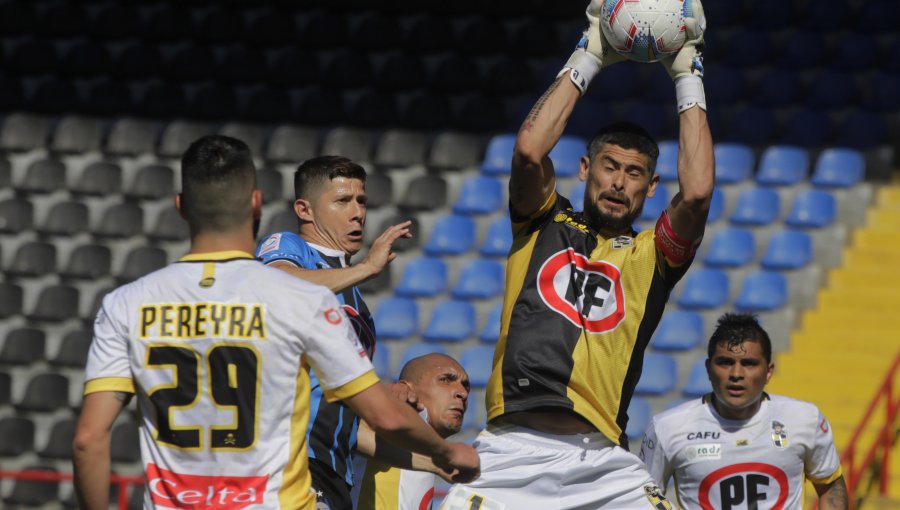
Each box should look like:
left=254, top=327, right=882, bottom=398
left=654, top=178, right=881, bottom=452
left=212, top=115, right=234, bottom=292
left=599, top=0, right=690, bottom=63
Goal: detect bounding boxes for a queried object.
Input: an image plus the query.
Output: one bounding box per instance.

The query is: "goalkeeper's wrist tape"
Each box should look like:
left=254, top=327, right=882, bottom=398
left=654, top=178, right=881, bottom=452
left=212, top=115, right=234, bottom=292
left=674, top=75, right=706, bottom=113
left=557, top=51, right=601, bottom=95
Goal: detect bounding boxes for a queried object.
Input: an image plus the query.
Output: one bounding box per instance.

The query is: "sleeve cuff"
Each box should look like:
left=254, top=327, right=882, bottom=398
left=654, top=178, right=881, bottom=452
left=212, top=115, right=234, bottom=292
left=323, top=370, right=380, bottom=403
left=85, top=377, right=135, bottom=395
left=808, top=466, right=843, bottom=486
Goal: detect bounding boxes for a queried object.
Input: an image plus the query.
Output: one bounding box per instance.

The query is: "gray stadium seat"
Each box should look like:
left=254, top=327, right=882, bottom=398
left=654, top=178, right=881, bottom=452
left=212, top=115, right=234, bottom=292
left=428, top=132, right=484, bottom=170
left=16, top=373, right=70, bottom=412
left=257, top=167, right=285, bottom=204
left=157, top=120, right=213, bottom=158
left=0, top=328, right=45, bottom=366
left=0, top=197, right=34, bottom=233
left=148, top=206, right=189, bottom=241
left=321, top=127, right=374, bottom=163
left=0, top=371, right=9, bottom=405
left=8, top=241, right=57, bottom=277
left=3, top=465, right=59, bottom=506
left=0, top=113, right=50, bottom=152
left=374, top=129, right=428, bottom=169
left=0, top=282, right=23, bottom=318
left=105, top=118, right=160, bottom=156
left=62, top=244, right=112, bottom=280
left=399, top=174, right=447, bottom=211
left=28, top=284, right=80, bottom=322
left=38, top=200, right=89, bottom=236
left=0, top=416, right=35, bottom=456
left=85, top=286, right=114, bottom=323
left=94, top=202, right=144, bottom=238
left=118, top=246, right=167, bottom=283
left=126, top=163, right=175, bottom=200
left=365, top=171, right=393, bottom=209
left=19, top=158, right=66, bottom=194
left=266, top=125, right=319, bottom=164
left=39, top=418, right=77, bottom=459
left=0, top=157, right=10, bottom=187
left=259, top=209, right=298, bottom=239
left=377, top=214, right=419, bottom=253
left=111, top=421, right=141, bottom=463
left=51, top=116, right=106, bottom=153
left=219, top=122, right=267, bottom=156
left=49, top=329, right=92, bottom=368
left=72, top=161, right=122, bottom=196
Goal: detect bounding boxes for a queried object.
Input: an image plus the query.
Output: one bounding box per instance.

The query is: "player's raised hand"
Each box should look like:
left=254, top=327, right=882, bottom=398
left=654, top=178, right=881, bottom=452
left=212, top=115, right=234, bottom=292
left=560, top=0, right=625, bottom=94
left=434, top=442, right=480, bottom=484
left=360, top=220, right=412, bottom=275
left=660, top=0, right=706, bottom=80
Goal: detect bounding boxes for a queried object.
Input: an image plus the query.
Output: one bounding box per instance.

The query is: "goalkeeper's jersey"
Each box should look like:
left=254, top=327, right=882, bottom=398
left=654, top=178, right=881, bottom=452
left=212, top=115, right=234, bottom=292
left=83, top=251, right=378, bottom=510
left=486, top=191, right=691, bottom=446
left=639, top=394, right=843, bottom=510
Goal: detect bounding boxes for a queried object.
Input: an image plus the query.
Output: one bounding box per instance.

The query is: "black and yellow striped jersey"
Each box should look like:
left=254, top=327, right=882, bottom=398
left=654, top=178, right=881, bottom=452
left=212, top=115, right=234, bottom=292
left=486, top=192, right=692, bottom=446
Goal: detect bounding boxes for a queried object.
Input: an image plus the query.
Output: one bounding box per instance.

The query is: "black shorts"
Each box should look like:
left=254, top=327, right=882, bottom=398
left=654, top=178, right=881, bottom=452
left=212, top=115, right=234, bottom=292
left=309, top=458, right=353, bottom=510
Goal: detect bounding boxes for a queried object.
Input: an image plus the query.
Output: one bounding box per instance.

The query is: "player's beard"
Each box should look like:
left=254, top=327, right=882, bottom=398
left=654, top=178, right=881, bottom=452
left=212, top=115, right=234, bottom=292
left=583, top=193, right=643, bottom=235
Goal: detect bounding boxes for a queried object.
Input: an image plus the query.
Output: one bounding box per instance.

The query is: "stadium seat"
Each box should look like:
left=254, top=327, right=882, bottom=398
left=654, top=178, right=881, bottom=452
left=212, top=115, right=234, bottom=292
left=256, top=167, right=285, bottom=205
left=28, top=284, right=80, bottom=322
left=149, top=206, right=190, bottom=241
left=775, top=31, right=828, bottom=70
left=677, top=268, right=729, bottom=309
left=399, top=344, right=448, bottom=370
left=807, top=71, right=859, bottom=110
left=403, top=92, right=453, bottom=131
left=756, top=146, right=809, bottom=186
left=364, top=171, right=392, bottom=210
left=321, top=127, right=375, bottom=164
left=51, top=115, right=105, bottom=153
left=16, top=373, right=70, bottom=412
left=856, top=0, right=899, bottom=34
left=0, top=328, right=45, bottom=366
left=0, top=113, right=50, bottom=152
left=0, top=371, right=10, bottom=406
left=399, top=175, right=447, bottom=211
left=480, top=134, right=516, bottom=175
left=216, top=47, right=266, bottom=85
left=635, top=354, right=677, bottom=396
left=376, top=214, right=419, bottom=253
left=105, top=118, right=160, bottom=156
left=111, top=42, right=163, bottom=80
left=832, top=33, right=879, bottom=72
left=479, top=302, right=503, bottom=343
left=423, top=300, right=475, bottom=343
left=81, top=79, right=133, bottom=117
left=707, top=187, right=725, bottom=223
left=761, top=230, right=813, bottom=270
left=625, top=397, right=652, bottom=441
left=373, top=53, right=427, bottom=92
left=346, top=89, right=400, bottom=129
left=19, top=158, right=66, bottom=194
left=372, top=344, right=391, bottom=379
left=705, top=66, right=747, bottom=105
left=136, top=79, right=185, bottom=117
left=219, top=122, right=267, bottom=156
left=428, top=132, right=484, bottom=171
left=0, top=197, right=34, bottom=233
left=265, top=125, right=319, bottom=164
left=427, top=54, right=481, bottom=94
left=683, top=359, right=711, bottom=398
left=188, top=83, right=238, bottom=122
left=865, top=70, right=900, bottom=112
left=734, top=270, right=788, bottom=312
left=460, top=345, right=495, bottom=388
left=785, top=190, right=836, bottom=229
left=8, top=241, right=57, bottom=277
left=548, top=136, right=586, bottom=178
left=714, top=143, right=754, bottom=184
left=730, top=187, right=781, bottom=226
left=72, top=161, right=123, bottom=196
left=639, top=183, right=669, bottom=222
left=49, top=329, right=92, bottom=368
left=0, top=416, right=35, bottom=456
left=565, top=99, right=615, bottom=139
left=781, top=109, right=833, bottom=148
left=0, top=158, right=9, bottom=188
left=374, top=297, right=419, bottom=340
left=655, top=140, right=678, bottom=182
left=0, top=283, right=23, bottom=318
left=753, top=70, right=802, bottom=108
left=126, top=164, right=175, bottom=200
left=374, top=130, right=428, bottom=169
left=259, top=210, right=298, bottom=240
left=29, top=77, right=78, bottom=115
left=479, top=216, right=513, bottom=258
left=119, top=246, right=167, bottom=283
left=39, top=418, right=77, bottom=459
left=452, top=259, right=504, bottom=300
left=395, top=257, right=448, bottom=297
left=38, top=201, right=88, bottom=236
left=726, top=108, right=776, bottom=146
left=621, top=102, right=675, bottom=139
left=94, top=202, right=144, bottom=238
left=651, top=310, right=704, bottom=352
left=423, top=214, right=476, bottom=256
left=3, top=465, right=59, bottom=506
left=725, top=30, right=772, bottom=68
left=359, top=265, right=391, bottom=295
left=453, top=176, right=504, bottom=215
left=111, top=421, right=141, bottom=463
left=811, top=148, right=865, bottom=188
left=834, top=112, right=888, bottom=151
left=483, top=56, right=534, bottom=95
left=703, top=227, right=755, bottom=268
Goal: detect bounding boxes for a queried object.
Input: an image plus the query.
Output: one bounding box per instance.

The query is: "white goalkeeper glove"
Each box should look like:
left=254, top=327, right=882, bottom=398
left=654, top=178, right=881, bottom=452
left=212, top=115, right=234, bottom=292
left=660, top=0, right=707, bottom=112
left=558, top=0, right=625, bottom=95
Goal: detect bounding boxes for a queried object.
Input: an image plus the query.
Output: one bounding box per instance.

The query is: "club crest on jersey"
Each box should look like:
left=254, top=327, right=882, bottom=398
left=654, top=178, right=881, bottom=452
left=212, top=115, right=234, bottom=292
left=257, top=233, right=281, bottom=257
left=537, top=248, right=626, bottom=333
left=771, top=420, right=789, bottom=447
left=553, top=212, right=590, bottom=234
left=612, top=236, right=633, bottom=249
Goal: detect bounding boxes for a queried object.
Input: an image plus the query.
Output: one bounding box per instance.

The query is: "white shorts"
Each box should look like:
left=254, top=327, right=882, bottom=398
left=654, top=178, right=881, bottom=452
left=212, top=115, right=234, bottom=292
left=440, top=424, right=671, bottom=510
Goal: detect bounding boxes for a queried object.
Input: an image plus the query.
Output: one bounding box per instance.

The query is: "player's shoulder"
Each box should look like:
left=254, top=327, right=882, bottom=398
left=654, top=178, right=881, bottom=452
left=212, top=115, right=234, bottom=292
left=767, top=394, right=823, bottom=417
left=653, top=397, right=707, bottom=425
left=257, top=231, right=308, bottom=257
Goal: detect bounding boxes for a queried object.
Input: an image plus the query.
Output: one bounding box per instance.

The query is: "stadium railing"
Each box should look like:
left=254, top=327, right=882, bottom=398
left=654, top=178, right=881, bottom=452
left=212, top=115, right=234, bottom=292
left=0, top=469, right=143, bottom=509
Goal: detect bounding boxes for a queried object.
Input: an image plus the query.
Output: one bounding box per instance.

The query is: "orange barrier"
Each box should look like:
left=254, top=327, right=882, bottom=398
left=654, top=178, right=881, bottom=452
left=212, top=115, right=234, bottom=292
left=0, top=469, right=143, bottom=509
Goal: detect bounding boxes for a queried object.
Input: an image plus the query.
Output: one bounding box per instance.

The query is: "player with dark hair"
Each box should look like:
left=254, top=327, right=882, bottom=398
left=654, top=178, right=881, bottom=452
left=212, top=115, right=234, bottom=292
left=640, top=313, right=848, bottom=509
left=73, top=135, right=479, bottom=510
left=354, top=353, right=470, bottom=510
left=441, top=0, right=713, bottom=508
left=256, top=155, right=414, bottom=509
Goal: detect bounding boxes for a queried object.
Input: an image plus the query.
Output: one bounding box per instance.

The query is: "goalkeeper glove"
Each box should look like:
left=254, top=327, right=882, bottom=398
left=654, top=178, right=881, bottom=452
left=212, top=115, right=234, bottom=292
left=559, top=0, right=625, bottom=95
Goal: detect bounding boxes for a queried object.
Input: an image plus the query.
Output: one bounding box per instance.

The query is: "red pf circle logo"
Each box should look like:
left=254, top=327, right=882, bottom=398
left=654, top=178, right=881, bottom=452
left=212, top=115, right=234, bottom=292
left=698, top=463, right=789, bottom=510
left=537, top=248, right=625, bottom=333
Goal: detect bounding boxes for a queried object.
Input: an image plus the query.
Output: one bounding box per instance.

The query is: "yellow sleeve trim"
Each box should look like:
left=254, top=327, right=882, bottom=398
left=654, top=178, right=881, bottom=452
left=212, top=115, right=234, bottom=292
left=84, top=377, right=135, bottom=395
left=808, top=466, right=843, bottom=486
left=323, top=370, right=379, bottom=403
left=512, top=189, right=558, bottom=236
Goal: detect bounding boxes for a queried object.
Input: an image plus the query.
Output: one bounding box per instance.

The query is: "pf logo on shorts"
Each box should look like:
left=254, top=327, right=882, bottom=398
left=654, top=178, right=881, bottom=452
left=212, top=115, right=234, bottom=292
left=537, top=248, right=625, bottom=333
left=699, top=463, right=789, bottom=510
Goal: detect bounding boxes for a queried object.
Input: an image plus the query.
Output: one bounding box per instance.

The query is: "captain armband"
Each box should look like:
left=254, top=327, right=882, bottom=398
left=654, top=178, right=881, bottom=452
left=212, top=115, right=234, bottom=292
left=655, top=210, right=700, bottom=265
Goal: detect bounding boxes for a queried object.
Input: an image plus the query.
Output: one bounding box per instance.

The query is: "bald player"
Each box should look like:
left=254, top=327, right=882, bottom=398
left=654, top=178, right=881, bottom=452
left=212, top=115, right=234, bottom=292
left=354, top=354, right=471, bottom=510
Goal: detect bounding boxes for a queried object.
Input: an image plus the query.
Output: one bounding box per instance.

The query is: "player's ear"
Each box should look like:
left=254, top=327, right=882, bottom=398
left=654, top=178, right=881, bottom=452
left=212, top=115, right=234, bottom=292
left=294, top=198, right=313, bottom=222
left=175, top=194, right=187, bottom=219
left=251, top=189, right=262, bottom=217
left=646, top=172, right=660, bottom=197
left=765, top=362, right=774, bottom=384
left=578, top=155, right=591, bottom=182
left=704, top=358, right=711, bottom=378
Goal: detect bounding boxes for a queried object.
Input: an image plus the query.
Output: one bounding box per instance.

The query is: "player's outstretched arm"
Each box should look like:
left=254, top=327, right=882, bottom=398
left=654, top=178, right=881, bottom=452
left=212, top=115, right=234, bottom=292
left=72, top=391, right=127, bottom=510
left=660, top=0, right=715, bottom=244
left=815, top=476, right=849, bottom=510
left=357, top=419, right=457, bottom=482
left=345, top=383, right=480, bottom=483
left=511, top=0, right=621, bottom=219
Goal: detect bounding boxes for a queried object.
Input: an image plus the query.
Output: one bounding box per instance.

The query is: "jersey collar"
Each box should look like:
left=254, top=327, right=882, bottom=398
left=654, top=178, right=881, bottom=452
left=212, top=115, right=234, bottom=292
left=178, top=250, right=256, bottom=262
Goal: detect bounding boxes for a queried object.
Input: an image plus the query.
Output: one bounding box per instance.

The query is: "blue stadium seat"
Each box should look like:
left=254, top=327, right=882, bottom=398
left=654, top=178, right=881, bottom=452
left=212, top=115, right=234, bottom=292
left=726, top=107, right=777, bottom=146
left=831, top=33, right=880, bottom=72
left=761, top=230, right=813, bottom=270
left=625, top=397, right=652, bottom=441
left=857, top=0, right=899, bottom=34
left=452, top=259, right=505, bottom=300
left=725, top=30, right=772, bottom=68
left=568, top=181, right=586, bottom=213
left=374, top=297, right=419, bottom=340
left=704, top=227, right=755, bottom=268
left=372, top=344, right=391, bottom=379
left=807, top=71, right=859, bottom=110
left=776, top=31, right=828, bottom=70
left=811, top=148, right=865, bottom=188
left=462, top=401, right=485, bottom=432
left=479, top=216, right=513, bottom=258
left=678, top=268, right=729, bottom=309
left=707, top=187, right=725, bottom=223
left=635, top=354, right=677, bottom=396
left=423, top=300, right=476, bottom=343
left=781, top=109, right=833, bottom=148
left=730, top=188, right=781, bottom=226
left=548, top=135, right=586, bottom=178
left=735, top=270, right=788, bottom=311
left=565, top=99, right=615, bottom=139
left=460, top=345, right=495, bottom=388
left=650, top=310, right=704, bottom=352
left=834, top=112, right=888, bottom=151
left=756, top=146, right=809, bottom=186
left=714, top=143, right=754, bottom=184
left=423, top=214, right=476, bottom=256
left=479, top=302, right=503, bottom=343
left=453, top=176, right=504, bottom=215
left=753, top=70, right=802, bottom=108
left=865, top=71, right=900, bottom=112
left=683, top=359, right=711, bottom=398
left=785, top=190, right=836, bottom=229
left=622, top=102, right=674, bottom=139
left=481, top=134, right=516, bottom=175
left=639, top=183, right=669, bottom=222
left=655, top=140, right=678, bottom=182
left=705, top=66, right=747, bottom=105
left=400, top=344, right=448, bottom=370
left=395, top=257, right=448, bottom=297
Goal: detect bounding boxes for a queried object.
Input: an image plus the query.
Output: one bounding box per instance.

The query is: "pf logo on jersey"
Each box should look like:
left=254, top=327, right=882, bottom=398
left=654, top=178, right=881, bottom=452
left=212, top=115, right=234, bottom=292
left=537, top=248, right=625, bottom=333
left=698, top=463, right=789, bottom=510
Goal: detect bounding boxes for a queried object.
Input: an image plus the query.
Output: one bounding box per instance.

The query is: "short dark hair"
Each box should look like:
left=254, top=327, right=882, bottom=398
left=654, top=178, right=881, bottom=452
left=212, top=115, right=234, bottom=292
left=180, top=135, right=257, bottom=234
left=586, top=122, right=660, bottom=174
left=707, top=313, right=773, bottom=363
left=294, top=155, right=367, bottom=200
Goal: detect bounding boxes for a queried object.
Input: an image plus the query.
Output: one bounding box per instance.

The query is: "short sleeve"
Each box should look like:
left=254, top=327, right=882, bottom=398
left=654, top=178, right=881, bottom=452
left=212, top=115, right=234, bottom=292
left=256, top=232, right=319, bottom=269
left=84, top=290, right=135, bottom=395
left=640, top=418, right=673, bottom=492
left=302, top=290, right=378, bottom=403
left=804, top=410, right=843, bottom=484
